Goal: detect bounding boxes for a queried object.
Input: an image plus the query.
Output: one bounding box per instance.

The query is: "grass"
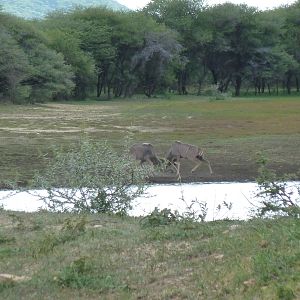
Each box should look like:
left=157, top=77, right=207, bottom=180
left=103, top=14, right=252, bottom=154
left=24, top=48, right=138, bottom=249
left=0, top=95, right=299, bottom=298
left=1, top=95, right=300, bottom=185
left=0, top=210, right=299, bottom=299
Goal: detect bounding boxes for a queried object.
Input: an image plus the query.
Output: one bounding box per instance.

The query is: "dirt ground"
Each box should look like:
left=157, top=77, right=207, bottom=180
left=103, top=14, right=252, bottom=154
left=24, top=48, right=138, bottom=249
left=150, top=158, right=300, bottom=184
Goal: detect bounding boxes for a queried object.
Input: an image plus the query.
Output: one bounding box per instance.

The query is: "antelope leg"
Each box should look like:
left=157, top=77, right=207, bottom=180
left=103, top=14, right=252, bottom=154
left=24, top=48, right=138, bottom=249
left=174, top=161, right=181, bottom=176
left=203, top=158, right=213, bottom=174
left=191, top=162, right=201, bottom=173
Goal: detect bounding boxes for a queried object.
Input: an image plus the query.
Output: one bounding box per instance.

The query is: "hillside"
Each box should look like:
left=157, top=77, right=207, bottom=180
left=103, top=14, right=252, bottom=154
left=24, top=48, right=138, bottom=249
left=0, top=0, right=128, bottom=19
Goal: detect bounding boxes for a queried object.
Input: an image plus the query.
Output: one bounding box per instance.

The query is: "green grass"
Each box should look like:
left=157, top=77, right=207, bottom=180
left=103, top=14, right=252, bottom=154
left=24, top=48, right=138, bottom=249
left=1, top=95, right=300, bottom=185
left=0, top=211, right=299, bottom=299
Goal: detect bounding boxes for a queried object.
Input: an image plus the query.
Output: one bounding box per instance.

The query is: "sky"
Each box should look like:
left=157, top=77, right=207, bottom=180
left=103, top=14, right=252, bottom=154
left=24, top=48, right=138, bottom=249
left=117, top=0, right=296, bottom=10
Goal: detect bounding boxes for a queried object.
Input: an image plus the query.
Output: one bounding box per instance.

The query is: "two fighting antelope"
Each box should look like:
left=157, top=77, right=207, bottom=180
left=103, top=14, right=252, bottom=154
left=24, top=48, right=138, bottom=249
left=130, top=141, right=213, bottom=179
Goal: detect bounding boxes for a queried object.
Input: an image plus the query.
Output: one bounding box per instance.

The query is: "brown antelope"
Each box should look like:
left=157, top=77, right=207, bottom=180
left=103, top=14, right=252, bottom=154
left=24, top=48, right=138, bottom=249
left=130, top=143, right=161, bottom=166
left=166, top=141, right=213, bottom=177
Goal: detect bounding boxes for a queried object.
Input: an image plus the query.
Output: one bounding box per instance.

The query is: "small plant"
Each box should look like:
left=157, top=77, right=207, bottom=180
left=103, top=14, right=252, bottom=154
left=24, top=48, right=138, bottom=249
left=59, top=216, right=87, bottom=243
left=32, top=232, right=60, bottom=257
left=0, top=234, right=15, bottom=244
left=277, top=285, right=295, bottom=300
left=140, top=207, right=180, bottom=227
left=57, top=257, right=124, bottom=291
left=254, top=154, right=300, bottom=218
left=8, top=213, right=25, bottom=230
left=179, top=197, right=208, bottom=222
left=57, top=257, right=93, bottom=289
left=32, top=217, right=87, bottom=256
left=0, top=281, right=15, bottom=292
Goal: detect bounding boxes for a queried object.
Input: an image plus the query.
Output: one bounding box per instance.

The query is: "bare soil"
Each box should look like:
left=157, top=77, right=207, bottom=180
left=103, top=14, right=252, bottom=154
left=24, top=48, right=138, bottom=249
left=150, top=158, right=299, bottom=184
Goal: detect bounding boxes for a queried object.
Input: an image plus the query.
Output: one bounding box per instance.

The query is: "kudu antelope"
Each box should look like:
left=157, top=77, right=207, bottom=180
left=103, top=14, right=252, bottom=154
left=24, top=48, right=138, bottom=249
left=130, top=143, right=160, bottom=166
left=166, top=141, right=213, bottom=177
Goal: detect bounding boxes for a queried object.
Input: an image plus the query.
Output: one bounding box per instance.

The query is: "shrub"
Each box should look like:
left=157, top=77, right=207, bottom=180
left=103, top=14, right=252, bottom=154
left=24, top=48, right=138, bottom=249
left=254, top=154, right=300, bottom=218
left=202, top=85, right=230, bottom=100
left=30, top=138, right=152, bottom=215
left=140, top=207, right=180, bottom=227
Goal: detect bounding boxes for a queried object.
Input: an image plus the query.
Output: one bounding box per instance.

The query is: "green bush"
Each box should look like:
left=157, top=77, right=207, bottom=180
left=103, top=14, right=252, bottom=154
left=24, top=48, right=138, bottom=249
left=140, top=207, right=180, bottom=227
left=254, top=154, right=300, bottom=218
left=30, top=138, right=152, bottom=215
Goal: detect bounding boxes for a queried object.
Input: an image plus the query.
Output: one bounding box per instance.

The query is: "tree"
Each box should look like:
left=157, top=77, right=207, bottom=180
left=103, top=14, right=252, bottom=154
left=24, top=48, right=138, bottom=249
left=277, top=2, right=300, bottom=93
left=203, top=4, right=262, bottom=96
left=0, top=29, right=31, bottom=103
left=44, top=29, right=96, bottom=99
left=0, top=12, right=75, bottom=103
left=143, top=0, right=204, bottom=94
left=24, top=42, right=75, bottom=102
left=132, top=31, right=182, bottom=97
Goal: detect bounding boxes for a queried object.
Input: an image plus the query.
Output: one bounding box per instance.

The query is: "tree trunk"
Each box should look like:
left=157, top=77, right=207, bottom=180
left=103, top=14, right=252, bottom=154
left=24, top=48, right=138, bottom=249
left=235, top=76, right=242, bottom=96
left=261, top=78, right=265, bottom=93
left=97, top=73, right=102, bottom=97
left=197, top=80, right=202, bottom=96
left=286, top=72, right=292, bottom=95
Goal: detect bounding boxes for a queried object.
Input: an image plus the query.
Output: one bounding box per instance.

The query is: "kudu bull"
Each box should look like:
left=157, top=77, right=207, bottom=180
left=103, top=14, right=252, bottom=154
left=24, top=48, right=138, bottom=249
left=130, top=143, right=160, bottom=166
left=166, top=141, right=213, bottom=177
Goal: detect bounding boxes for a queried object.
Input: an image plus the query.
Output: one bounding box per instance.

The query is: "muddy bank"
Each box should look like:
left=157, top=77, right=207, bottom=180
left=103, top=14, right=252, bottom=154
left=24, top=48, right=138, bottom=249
left=1, top=159, right=299, bottom=190
left=149, top=160, right=300, bottom=184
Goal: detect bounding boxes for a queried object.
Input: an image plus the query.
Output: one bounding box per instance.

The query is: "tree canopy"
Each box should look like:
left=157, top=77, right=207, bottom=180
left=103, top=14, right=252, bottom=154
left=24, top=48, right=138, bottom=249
left=1, top=0, right=300, bottom=103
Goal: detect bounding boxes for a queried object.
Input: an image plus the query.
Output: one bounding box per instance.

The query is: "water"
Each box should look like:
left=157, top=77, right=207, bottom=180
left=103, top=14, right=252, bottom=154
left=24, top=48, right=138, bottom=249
left=0, top=182, right=263, bottom=221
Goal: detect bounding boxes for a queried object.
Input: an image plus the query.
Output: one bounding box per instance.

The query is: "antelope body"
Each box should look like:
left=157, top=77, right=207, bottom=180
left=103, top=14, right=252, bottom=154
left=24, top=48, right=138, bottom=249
left=130, top=143, right=160, bottom=166
left=166, top=141, right=213, bottom=177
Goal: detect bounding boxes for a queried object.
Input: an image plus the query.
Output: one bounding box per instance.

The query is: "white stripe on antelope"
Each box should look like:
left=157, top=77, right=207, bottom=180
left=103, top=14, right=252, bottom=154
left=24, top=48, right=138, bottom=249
left=130, top=143, right=160, bottom=166
left=166, top=141, right=213, bottom=177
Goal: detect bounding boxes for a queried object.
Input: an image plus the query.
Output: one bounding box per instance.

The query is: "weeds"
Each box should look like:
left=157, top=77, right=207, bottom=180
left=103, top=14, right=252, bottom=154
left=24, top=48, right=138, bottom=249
left=0, top=281, right=15, bottom=293
left=254, top=154, right=300, bottom=218
left=140, top=207, right=179, bottom=227
left=8, top=213, right=25, bottom=230
left=31, top=216, right=87, bottom=256
left=6, top=213, right=43, bottom=231
left=140, top=189, right=233, bottom=228
left=0, top=234, right=15, bottom=244
left=56, top=257, right=126, bottom=291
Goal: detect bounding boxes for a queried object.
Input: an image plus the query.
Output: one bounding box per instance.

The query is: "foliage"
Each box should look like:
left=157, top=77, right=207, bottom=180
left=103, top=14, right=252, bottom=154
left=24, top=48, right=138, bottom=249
left=140, top=193, right=233, bottom=228
left=29, top=138, right=152, bottom=214
left=0, top=29, right=31, bottom=103
left=0, top=0, right=127, bottom=19
left=0, top=13, right=75, bottom=103
left=132, top=30, right=183, bottom=97
left=254, top=154, right=300, bottom=218
left=140, top=207, right=180, bottom=227
left=3, top=0, right=300, bottom=102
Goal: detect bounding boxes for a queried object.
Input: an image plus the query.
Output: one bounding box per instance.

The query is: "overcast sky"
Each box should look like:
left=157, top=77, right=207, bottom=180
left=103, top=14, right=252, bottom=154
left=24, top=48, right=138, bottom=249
left=117, top=0, right=296, bottom=10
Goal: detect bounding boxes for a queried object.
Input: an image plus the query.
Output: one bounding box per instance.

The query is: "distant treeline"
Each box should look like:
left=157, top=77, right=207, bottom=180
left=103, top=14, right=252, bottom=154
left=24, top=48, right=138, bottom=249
left=1, top=0, right=300, bottom=103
